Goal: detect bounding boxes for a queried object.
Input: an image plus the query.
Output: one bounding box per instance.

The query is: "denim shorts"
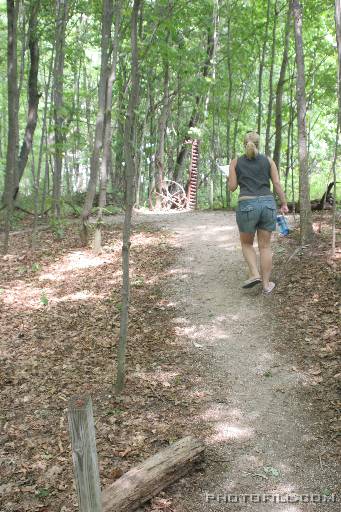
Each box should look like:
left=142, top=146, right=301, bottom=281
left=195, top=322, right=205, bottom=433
left=236, top=195, right=277, bottom=233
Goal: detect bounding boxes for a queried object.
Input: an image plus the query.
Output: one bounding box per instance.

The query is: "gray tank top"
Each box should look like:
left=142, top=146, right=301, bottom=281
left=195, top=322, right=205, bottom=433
left=236, top=154, right=273, bottom=197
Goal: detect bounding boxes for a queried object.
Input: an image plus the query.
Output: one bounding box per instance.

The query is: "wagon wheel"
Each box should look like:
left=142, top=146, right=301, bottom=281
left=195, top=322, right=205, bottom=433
left=149, top=180, right=188, bottom=210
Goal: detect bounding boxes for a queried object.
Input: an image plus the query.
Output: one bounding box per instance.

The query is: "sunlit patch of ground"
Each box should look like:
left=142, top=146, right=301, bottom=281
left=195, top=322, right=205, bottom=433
left=0, top=222, right=198, bottom=512
left=211, top=423, right=255, bottom=443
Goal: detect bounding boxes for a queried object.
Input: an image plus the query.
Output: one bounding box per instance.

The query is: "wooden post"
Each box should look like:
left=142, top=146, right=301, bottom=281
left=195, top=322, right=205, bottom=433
left=68, top=395, right=102, bottom=512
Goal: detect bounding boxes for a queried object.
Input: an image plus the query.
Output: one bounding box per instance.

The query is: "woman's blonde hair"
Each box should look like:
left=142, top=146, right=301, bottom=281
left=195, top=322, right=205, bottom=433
left=244, top=131, right=260, bottom=159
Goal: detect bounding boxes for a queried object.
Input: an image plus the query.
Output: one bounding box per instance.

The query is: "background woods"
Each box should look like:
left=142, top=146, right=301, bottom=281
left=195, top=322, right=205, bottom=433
left=0, top=0, right=340, bottom=249
left=0, top=2, right=340, bottom=510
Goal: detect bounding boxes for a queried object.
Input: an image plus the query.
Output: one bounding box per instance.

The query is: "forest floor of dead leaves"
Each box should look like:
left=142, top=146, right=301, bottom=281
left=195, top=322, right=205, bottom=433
left=0, top=211, right=340, bottom=512
left=1, top=219, right=199, bottom=512
left=272, top=213, right=341, bottom=456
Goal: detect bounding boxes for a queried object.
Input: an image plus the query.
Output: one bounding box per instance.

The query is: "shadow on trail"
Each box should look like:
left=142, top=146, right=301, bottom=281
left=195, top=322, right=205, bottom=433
left=157, top=210, right=339, bottom=512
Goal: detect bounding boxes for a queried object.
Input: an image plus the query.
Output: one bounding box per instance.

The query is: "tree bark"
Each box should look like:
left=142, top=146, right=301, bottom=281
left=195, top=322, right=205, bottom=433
left=257, top=0, right=271, bottom=135
left=264, top=0, right=278, bottom=156
left=80, top=0, right=114, bottom=244
left=115, top=0, right=141, bottom=394
left=232, top=78, right=249, bottom=157
left=3, top=0, right=19, bottom=254
left=292, top=0, right=313, bottom=243
left=273, top=4, right=291, bottom=171
left=30, top=148, right=41, bottom=249
left=15, top=0, right=41, bottom=200
left=84, top=66, right=94, bottom=162
left=18, top=2, right=27, bottom=99
left=335, top=0, right=341, bottom=129
left=52, top=0, right=68, bottom=219
left=154, top=61, right=169, bottom=209
left=331, top=122, right=339, bottom=257
left=226, top=14, right=232, bottom=207
left=73, top=54, right=83, bottom=193
left=147, top=82, right=155, bottom=207
left=113, top=68, right=129, bottom=192
left=290, top=72, right=296, bottom=215
left=41, top=82, right=54, bottom=217
left=135, top=116, right=146, bottom=208
left=94, top=0, right=122, bottom=252
left=209, top=0, right=220, bottom=206
left=285, top=73, right=294, bottom=195
left=32, top=48, right=54, bottom=248
left=173, top=28, right=214, bottom=184
left=333, top=0, right=341, bottom=256
left=0, top=114, right=3, bottom=160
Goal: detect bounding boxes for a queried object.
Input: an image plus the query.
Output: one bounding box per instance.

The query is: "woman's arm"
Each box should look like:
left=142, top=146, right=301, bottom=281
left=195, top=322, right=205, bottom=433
left=268, top=158, right=289, bottom=213
left=228, top=158, right=238, bottom=192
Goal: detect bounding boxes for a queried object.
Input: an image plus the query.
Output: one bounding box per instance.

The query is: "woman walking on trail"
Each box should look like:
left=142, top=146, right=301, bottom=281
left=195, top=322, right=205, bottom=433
left=228, top=131, right=289, bottom=294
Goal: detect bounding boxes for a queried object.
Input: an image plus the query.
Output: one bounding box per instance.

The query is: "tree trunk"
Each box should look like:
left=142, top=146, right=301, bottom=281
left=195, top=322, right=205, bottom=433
left=113, top=70, right=128, bottom=192
left=290, top=74, right=296, bottom=216
left=148, top=87, right=155, bottom=208
left=208, top=176, right=214, bottom=209
left=264, top=0, right=278, bottom=156
left=226, top=14, right=232, bottom=207
left=173, top=28, right=214, bottom=183
left=232, top=78, right=249, bottom=157
left=3, top=0, right=19, bottom=254
left=40, top=141, right=50, bottom=216
left=333, top=0, right=341, bottom=256
left=292, top=0, right=313, bottom=243
left=18, top=1, right=27, bottom=99
left=331, top=122, right=339, bottom=257
left=30, top=149, right=41, bottom=250
left=32, top=49, right=54, bottom=247
left=80, top=0, right=114, bottom=244
left=115, top=0, right=141, bottom=394
left=15, top=0, right=40, bottom=200
left=135, top=117, right=146, bottom=208
left=154, top=61, right=169, bottom=209
left=273, top=4, right=291, bottom=171
left=208, top=0, right=219, bottom=206
left=52, top=0, right=68, bottom=219
left=41, top=81, right=54, bottom=216
left=285, top=77, right=294, bottom=195
left=335, top=0, right=341, bottom=129
left=84, top=66, right=94, bottom=159
left=0, top=115, right=3, bottom=160
left=94, top=0, right=122, bottom=252
left=73, top=55, right=82, bottom=193
left=257, top=0, right=271, bottom=135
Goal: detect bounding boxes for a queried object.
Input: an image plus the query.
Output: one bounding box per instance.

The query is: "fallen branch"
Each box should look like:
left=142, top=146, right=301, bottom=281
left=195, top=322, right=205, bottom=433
left=0, top=204, right=50, bottom=216
left=102, top=436, right=205, bottom=512
left=14, top=205, right=35, bottom=216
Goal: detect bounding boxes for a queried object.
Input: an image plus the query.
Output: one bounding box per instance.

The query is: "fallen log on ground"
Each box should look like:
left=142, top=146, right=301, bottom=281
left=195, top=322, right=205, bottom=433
left=287, top=201, right=333, bottom=213
left=102, top=436, right=205, bottom=512
left=287, top=181, right=335, bottom=212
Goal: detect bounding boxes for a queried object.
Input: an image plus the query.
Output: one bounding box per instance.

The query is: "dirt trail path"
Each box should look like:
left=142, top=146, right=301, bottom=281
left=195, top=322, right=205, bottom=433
left=128, top=209, right=339, bottom=512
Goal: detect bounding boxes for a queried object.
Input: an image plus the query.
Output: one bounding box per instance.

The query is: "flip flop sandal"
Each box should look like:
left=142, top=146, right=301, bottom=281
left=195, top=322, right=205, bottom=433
left=242, top=277, right=262, bottom=289
left=263, top=282, right=276, bottom=294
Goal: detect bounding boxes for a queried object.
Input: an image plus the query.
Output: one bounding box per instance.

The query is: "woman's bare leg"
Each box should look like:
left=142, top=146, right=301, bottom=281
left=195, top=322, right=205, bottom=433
left=240, top=232, right=260, bottom=279
left=257, top=229, right=273, bottom=289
